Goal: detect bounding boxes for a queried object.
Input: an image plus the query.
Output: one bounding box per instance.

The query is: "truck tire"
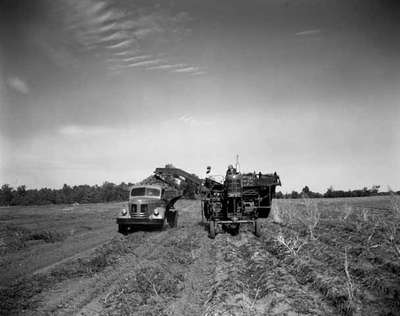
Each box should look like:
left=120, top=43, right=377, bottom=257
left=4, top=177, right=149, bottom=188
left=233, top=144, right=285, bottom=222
left=118, top=224, right=128, bottom=235
left=157, top=221, right=164, bottom=231
left=254, top=219, right=261, bottom=237
left=209, top=220, right=216, bottom=239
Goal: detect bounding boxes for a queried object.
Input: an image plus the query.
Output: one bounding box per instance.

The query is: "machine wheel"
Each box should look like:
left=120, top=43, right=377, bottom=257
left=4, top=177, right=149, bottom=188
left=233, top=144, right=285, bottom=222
left=201, top=201, right=206, bottom=223
left=209, top=220, right=216, bottom=239
left=168, top=210, right=178, bottom=228
left=254, top=219, right=262, bottom=237
left=118, top=224, right=128, bottom=235
left=232, top=223, right=240, bottom=235
left=171, top=211, right=178, bottom=228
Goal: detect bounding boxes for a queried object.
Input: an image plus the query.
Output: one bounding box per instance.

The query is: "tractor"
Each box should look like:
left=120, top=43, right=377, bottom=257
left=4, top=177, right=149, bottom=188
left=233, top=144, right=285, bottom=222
left=202, top=165, right=281, bottom=238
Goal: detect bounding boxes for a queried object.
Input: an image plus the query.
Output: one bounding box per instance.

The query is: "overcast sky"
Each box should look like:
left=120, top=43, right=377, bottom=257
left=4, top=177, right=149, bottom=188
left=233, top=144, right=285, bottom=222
left=1, top=0, right=399, bottom=193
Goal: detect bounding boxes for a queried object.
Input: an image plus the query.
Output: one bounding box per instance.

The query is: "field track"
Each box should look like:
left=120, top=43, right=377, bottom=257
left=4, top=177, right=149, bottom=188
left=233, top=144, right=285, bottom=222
left=0, top=197, right=399, bottom=315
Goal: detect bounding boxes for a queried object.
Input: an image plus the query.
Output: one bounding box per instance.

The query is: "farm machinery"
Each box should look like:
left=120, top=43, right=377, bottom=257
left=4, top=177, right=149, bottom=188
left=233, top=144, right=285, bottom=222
left=202, top=166, right=281, bottom=238
left=154, top=164, right=281, bottom=238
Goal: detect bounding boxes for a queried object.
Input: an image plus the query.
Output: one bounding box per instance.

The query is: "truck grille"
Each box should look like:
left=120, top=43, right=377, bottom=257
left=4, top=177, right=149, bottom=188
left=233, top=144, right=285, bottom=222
left=129, top=203, right=147, bottom=218
left=131, top=212, right=146, bottom=218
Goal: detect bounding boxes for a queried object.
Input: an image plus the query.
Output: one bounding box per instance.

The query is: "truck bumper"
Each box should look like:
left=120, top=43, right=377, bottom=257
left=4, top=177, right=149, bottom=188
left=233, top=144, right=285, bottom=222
left=116, top=218, right=164, bottom=226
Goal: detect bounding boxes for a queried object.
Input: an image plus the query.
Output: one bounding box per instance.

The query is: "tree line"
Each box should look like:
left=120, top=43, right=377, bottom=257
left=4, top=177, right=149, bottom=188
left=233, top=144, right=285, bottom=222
left=275, top=185, right=399, bottom=199
left=0, top=182, right=398, bottom=207
left=0, top=182, right=132, bottom=206
left=0, top=179, right=200, bottom=206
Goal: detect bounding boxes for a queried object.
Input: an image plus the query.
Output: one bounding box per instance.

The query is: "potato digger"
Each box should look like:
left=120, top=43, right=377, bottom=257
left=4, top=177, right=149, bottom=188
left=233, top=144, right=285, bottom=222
left=154, top=164, right=281, bottom=238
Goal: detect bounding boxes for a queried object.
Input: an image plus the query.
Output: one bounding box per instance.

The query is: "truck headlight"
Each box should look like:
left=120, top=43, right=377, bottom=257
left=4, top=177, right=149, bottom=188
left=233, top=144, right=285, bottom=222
left=153, top=209, right=159, bottom=216
left=121, top=208, right=127, bottom=216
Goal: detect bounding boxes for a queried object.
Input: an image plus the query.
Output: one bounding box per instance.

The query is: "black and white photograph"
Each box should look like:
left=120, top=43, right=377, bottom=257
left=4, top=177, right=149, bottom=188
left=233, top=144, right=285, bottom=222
left=0, top=0, right=399, bottom=315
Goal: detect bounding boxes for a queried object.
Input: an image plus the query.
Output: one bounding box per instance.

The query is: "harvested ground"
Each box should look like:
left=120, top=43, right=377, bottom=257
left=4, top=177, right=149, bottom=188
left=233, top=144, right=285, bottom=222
left=0, top=202, right=123, bottom=286
left=0, top=196, right=399, bottom=315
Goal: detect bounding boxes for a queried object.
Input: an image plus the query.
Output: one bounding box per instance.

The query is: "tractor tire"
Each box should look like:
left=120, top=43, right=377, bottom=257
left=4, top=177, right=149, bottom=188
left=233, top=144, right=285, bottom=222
left=232, top=223, right=240, bottom=236
left=209, top=220, right=216, bottom=239
left=118, top=224, right=128, bottom=235
left=254, top=219, right=262, bottom=237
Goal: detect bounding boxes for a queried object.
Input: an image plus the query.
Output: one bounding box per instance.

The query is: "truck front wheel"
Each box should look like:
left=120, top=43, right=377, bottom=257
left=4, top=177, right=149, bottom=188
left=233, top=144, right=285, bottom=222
left=118, top=224, right=128, bottom=235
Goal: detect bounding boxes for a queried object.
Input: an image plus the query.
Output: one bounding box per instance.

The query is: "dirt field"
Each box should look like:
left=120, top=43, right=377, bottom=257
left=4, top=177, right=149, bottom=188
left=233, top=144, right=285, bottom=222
left=0, top=196, right=399, bottom=315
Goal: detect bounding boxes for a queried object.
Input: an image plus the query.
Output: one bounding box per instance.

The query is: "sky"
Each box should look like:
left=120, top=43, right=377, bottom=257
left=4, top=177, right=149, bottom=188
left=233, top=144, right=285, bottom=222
left=0, top=0, right=399, bottom=193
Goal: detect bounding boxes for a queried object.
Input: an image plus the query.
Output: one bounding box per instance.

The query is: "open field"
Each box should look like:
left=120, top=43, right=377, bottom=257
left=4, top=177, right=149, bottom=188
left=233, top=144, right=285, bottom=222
left=0, top=196, right=399, bottom=315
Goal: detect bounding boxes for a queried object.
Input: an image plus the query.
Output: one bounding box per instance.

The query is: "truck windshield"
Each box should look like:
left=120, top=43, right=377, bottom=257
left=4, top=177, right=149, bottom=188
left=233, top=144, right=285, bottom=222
left=131, top=187, right=160, bottom=197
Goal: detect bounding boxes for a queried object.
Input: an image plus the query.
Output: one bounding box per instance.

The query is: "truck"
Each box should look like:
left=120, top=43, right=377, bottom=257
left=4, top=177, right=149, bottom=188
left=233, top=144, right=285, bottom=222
left=116, top=184, right=181, bottom=234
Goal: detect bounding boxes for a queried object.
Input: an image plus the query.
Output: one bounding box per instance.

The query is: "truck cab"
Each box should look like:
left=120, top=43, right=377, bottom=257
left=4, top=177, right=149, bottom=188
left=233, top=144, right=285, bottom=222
left=116, top=185, right=179, bottom=234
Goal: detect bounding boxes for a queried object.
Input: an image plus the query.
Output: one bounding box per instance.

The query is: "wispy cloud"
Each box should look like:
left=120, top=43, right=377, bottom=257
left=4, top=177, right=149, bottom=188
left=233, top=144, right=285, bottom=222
left=100, top=31, right=128, bottom=42
left=91, top=10, right=122, bottom=26
left=59, top=125, right=113, bottom=136
left=97, top=22, right=118, bottom=33
left=106, top=39, right=133, bottom=49
left=126, top=59, right=163, bottom=68
left=146, top=63, right=187, bottom=70
left=191, top=71, right=207, bottom=76
left=295, top=29, right=321, bottom=36
left=7, top=77, right=29, bottom=94
left=173, top=66, right=200, bottom=73
left=123, top=55, right=152, bottom=62
left=63, top=0, right=205, bottom=76
left=85, top=1, right=107, bottom=16
left=133, top=28, right=157, bottom=39
left=178, top=115, right=215, bottom=126
left=112, top=50, right=131, bottom=56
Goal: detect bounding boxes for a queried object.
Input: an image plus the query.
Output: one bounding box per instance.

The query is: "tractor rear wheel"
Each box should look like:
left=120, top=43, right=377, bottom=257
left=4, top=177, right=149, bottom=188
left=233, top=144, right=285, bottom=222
left=254, top=219, right=262, bottom=237
left=209, top=220, right=216, bottom=239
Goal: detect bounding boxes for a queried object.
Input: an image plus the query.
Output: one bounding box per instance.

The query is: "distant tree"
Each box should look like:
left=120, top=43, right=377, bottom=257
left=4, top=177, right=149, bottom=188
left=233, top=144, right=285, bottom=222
left=370, top=185, right=380, bottom=195
left=324, top=186, right=334, bottom=198
left=62, top=184, right=73, bottom=204
left=17, top=185, right=26, bottom=197
left=0, top=184, right=14, bottom=205
left=102, top=182, right=116, bottom=202
left=9, top=185, right=27, bottom=205
left=302, top=186, right=310, bottom=195
left=275, top=191, right=284, bottom=199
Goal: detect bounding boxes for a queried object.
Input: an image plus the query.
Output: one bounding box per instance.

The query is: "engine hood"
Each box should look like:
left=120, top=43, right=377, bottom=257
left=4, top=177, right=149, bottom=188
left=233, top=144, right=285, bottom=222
left=129, top=197, right=162, bottom=204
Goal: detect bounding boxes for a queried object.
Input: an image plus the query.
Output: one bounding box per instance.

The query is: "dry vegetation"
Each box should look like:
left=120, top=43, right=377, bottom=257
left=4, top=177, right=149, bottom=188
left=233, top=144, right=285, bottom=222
left=270, top=195, right=400, bottom=315
left=0, top=196, right=399, bottom=315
